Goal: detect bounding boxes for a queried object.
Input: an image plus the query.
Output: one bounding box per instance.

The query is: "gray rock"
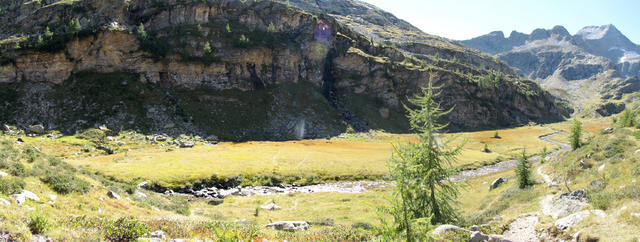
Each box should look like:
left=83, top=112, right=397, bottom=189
left=149, top=230, right=165, bottom=239
left=469, top=231, right=489, bottom=242
left=548, top=190, right=588, bottom=219
left=20, top=190, right=40, bottom=201
left=1, top=124, right=10, bottom=131
left=260, top=203, right=281, bottom=210
left=469, top=225, right=480, bottom=231
left=265, top=221, right=309, bottom=232
left=135, top=191, right=147, bottom=198
left=490, top=177, right=506, bottom=190
left=179, top=141, right=194, bottom=148
left=206, top=135, right=219, bottom=142
left=137, top=181, right=149, bottom=188
left=432, top=224, right=470, bottom=236
left=0, top=198, right=10, bottom=206
left=0, top=171, right=7, bottom=177
left=590, top=179, right=605, bottom=191
left=555, top=210, right=606, bottom=231
left=208, top=199, right=224, bottom=206
left=11, top=194, right=25, bottom=205
left=107, top=190, right=121, bottom=200
left=27, top=124, right=45, bottom=134
left=603, top=127, right=614, bottom=134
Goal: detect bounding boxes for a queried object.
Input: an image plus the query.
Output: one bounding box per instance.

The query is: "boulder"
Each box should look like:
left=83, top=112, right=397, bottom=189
left=490, top=177, right=506, bottom=190
left=21, top=190, right=40, bottom=201
left=206, top=135, right=218, bottom=142
left=266, top=221, right=309, bottom=232
left=432, top=224, right=470, bottom=237
left=469, top=231, right=489, bottom=242
left=603, top=127, right=614, bottom=134
left=548, top=190, right=588, bottom=219
left=137, top=181, right=149, bottom=188
left=179, top=141, right=194, bottom=148
left=27, top=124, right=45, bottom=134
left=0, top=171, right=7, bottom=177
left=11, top=194, right=26, bottom=205
left=107, top=190, right=121, bottom=200
left=555, top=210, right=606, bottom=231
left=260, top=203, right=281, bottom=210
left=469, top=225, right=480, bottom=231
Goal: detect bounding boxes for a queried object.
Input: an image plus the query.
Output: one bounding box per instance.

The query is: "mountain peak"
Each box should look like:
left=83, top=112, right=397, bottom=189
left=576, top=24, right=622, bottom=40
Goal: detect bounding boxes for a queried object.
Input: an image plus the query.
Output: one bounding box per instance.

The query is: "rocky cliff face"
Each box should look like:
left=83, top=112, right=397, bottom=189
left=0, top=0, right=569, bottom=140
left=462, top=25, right=640, bottom=116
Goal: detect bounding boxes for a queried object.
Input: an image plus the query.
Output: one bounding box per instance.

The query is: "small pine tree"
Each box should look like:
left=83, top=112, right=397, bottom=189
left=44, top=26, right=53, bottom=39
left=569, top=119, right=582, bottom=150
left=36, top=35, right=44, bottom=47
left=137, top=23, right=147, bottom=40
left=540, top=146, right=548, bottom=164
left=516, top=148, right=532, bottom=189
left=69, top=19, right=81, bottom=35
left=386, top=77, right=461, bottom=240
left=493, top=131, right=500, bottom=138
left=267, top=23, right=276, bottom=33
left=239, top=34, right=249, bottom=43
left=203, top=42, right=212, bottom=54
left=482, top=143, right=490, bottom=153
left=13, top=42, right=20, bottom=50
left=225, top=23, right=231, bottom=33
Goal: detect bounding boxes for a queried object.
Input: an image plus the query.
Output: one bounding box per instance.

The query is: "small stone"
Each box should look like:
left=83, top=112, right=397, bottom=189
left=149, top=230, right=165, bottom=239
left=107, top=190, right=121, bottom=200
left=135, top=191, right=147, bottom=198
left=179, top=141, right=194, bottom=148
left=469, top=231, right=489, bottom=242
left=137, top=181, right=148, bottom=188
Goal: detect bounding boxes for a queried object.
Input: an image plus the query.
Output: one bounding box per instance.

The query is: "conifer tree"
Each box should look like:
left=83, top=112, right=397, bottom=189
left=387, top=77, right=461, bottom=240
left=516, top=148, right=532, bottom=189
left=569, top=119, right=582, bottom=150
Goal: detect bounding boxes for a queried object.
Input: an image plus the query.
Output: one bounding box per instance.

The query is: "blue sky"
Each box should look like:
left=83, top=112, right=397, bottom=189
left=361, top=0, right=639, bottom=44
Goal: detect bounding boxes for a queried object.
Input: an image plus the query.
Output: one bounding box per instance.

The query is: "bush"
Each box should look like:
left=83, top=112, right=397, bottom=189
left=28, top=212, right=51, bottom=234
left=0, top=176, right=26, bottom=195
left=40, top=171, right=91, bottom=194
left=9, top=162, right=28, bottom=177
left=104, top=217, right=150, bottom=242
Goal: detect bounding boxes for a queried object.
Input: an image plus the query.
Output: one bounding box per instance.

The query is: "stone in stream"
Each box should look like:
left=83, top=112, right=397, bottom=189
left=490, top=177, right=507, bottom=190
left=266, top=221, right=309, bottom=232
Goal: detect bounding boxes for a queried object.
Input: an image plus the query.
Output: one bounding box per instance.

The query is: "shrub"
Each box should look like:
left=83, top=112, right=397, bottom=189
left=9, top=162, right=28, bottom=177
left=28, top=212, right=51, bottom=234
left=0, top=176, right=26, bottom=195
left=77, top=128, right=107, bottom=144
left=104, top=217, right=150, bottom=242
left=40, top=171, right=91, bottom=194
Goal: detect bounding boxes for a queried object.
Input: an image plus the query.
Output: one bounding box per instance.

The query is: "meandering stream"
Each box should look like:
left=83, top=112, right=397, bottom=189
left=188, top=131, right=569, bottom=197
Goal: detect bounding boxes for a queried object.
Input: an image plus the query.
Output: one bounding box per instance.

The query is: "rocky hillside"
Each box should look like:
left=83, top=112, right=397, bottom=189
left=0, top=0, right=569, bottom=140
left=462, top=25, right=640, bottom=116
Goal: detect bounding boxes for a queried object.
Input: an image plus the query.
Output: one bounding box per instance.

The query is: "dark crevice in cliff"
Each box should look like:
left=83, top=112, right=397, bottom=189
left=322, top=47, right=369, bottom=132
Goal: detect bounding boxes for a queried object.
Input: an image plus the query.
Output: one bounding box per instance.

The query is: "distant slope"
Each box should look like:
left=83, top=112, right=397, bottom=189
left=462, top=25, right=640, bottom=116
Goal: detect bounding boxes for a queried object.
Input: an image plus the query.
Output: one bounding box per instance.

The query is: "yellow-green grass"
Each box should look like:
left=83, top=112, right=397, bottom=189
left=63, top=125, right=558, bottom=189
left=545, top=118, right=611, bottom=144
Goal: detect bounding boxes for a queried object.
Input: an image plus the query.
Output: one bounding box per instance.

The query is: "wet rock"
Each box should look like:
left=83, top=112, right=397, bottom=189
left=260, top=203, right=281, bottom=210
left=555, top=210, right=606, bottom=231
left=208, top=199, right=224, bottom=206
left=107, top=190, right=121, bottom=200
left=27, top=124, right=45, bottom=134
left=266, top=221, right=309, bottom=232
left=490, top=177, right=507, bottom=190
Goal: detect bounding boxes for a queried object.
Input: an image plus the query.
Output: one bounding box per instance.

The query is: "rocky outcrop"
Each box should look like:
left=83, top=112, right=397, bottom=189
left=0, top=0, right=569, bottom=140
left=463, top=25, right=640, bottom=116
